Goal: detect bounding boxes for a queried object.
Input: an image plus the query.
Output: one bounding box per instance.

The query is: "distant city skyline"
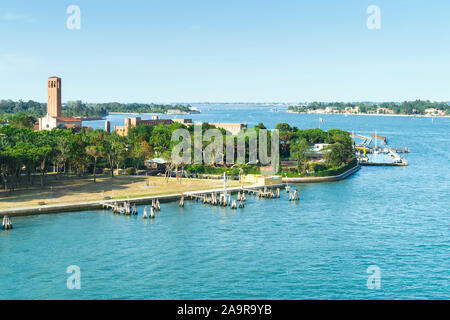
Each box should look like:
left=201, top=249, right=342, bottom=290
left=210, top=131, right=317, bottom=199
left=1, top=0, right=450, bottom=102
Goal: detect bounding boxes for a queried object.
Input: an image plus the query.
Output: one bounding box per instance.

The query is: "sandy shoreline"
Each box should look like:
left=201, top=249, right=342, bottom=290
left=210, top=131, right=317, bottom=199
left=0, top=183, right=283, bottom=217
left=0, top=164, right=363, bottom=217
left=0, top=176, right=245, bottom=212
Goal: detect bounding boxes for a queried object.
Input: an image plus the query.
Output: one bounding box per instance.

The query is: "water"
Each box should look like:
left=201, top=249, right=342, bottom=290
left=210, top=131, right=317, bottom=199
left=1, top=105, right=449, bottom=299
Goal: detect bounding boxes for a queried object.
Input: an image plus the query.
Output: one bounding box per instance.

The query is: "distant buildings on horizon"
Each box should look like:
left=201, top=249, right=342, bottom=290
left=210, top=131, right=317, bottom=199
left=112, top=116, right=247, bottom=136
left=35, top=76, right=247, bottom=135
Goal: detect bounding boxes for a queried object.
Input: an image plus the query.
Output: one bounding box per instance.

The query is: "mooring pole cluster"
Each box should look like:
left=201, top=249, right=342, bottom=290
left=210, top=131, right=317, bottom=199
left=2, top=215, right=13, bottom=230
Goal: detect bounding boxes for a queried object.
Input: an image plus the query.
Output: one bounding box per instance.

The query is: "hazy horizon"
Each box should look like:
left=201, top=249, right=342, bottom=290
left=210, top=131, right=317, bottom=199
left=2, top=99, right=450, bottom=106
left=2, top=0, right=450, bottom=102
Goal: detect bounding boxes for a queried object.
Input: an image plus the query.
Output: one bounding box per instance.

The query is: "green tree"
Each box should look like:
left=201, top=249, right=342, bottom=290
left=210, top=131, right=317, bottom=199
left=290, top=138, right=310, bottom=172
left=325, top=143, right=348, bottom=167
left=68, top=133, right=89, bottom=176
left=55, top=136, right=70, bottom=176
left=103, top=133, right=126, bottom=178
left=150, top=124, right=171, bottom=155
left=129, top=124, right=153, bottom=145
left=34, top=131, right=57, bottom=186
left=275, top=123, right=292, bottom=132
left=132, top=140, right=153, bottom=169
left=330, top=132, right=353, bottom=154
left=86, top=146, right=103, bottom=182
left=254, top=122, right=266, bottom=130
left=275, top=123, right=293, bottom=158
left=8, top=113, right=36, bottom=129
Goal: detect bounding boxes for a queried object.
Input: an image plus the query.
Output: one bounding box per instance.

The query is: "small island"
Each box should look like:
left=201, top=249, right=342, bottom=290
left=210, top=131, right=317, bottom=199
left=0, top=114, right=358, bottom=213
left=0, top=77, right=402, bottom=214
left=287, top=100, right=450, bottom=117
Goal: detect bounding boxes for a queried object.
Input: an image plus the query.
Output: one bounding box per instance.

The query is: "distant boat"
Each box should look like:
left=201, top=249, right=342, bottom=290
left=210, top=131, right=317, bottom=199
left=270, top=107, right=277, bottom=112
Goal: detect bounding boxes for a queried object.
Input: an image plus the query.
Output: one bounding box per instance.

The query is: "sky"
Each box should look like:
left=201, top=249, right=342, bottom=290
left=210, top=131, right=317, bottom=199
left=1, top=0, right=450, bottom=103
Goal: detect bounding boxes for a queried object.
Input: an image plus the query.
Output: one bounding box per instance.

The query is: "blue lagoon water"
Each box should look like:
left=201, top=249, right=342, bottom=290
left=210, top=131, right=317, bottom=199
left=1, top=105, right=449, bottom=299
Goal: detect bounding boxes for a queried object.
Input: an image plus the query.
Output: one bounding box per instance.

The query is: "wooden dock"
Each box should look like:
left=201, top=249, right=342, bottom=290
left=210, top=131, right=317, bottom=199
left=360, top=161, right=407, bottom=166
left=359, top=148, right=408, bottom=167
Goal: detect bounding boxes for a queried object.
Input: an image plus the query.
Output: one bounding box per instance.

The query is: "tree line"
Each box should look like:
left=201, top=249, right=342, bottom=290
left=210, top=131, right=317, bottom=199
left=0, top=122, right=223, bottom=191
left=0, top=121, right=354, bottom=191
left=288, top=100, right=450, bottom=115
left=0, top=99, right=194, bottom=120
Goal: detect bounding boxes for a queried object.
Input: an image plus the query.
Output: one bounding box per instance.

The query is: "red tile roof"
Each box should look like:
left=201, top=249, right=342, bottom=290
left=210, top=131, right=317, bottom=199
left=55, top=116, right=81, bottom=122
left=63, top=124, right=78, bottom=129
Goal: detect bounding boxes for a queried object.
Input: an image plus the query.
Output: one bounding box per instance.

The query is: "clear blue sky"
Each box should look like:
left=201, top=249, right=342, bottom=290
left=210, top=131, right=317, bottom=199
left=1, top=0, right=450, bottom=103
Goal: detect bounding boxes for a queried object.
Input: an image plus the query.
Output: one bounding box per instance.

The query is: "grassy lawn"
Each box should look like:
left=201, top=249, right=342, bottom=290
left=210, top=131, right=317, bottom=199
left=0, top=175, right=248, bottom=210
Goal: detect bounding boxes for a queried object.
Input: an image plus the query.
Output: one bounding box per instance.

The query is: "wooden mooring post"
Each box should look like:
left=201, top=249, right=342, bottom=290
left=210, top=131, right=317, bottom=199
left=2, top=215, right=13, bottom=230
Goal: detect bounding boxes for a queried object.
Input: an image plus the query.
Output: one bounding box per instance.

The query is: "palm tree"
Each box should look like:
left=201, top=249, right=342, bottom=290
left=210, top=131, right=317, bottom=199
left=86, top=146, right=103, bottom=182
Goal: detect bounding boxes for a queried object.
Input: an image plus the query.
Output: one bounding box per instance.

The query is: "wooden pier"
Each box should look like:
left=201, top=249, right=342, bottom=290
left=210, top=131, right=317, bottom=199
left=101, top=201, right=137, bottom=215
left=97, top=183, right=289, bottom=220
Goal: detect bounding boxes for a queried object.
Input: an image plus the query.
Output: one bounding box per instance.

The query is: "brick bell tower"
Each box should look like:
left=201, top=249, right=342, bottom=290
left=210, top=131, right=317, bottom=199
left=47, top=76, right=61, bottom=117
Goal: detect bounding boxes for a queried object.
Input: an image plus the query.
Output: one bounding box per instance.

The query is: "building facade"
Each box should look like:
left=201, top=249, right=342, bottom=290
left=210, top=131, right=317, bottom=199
left=209, top=123, right=247, bottom=135
left=113, top=116, right=246, bottom=137
left=47, top=76, right=62, bottom=117
left=114, top=116, right=193, bottom=136
left=39, top=114, right=82, bottom=130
